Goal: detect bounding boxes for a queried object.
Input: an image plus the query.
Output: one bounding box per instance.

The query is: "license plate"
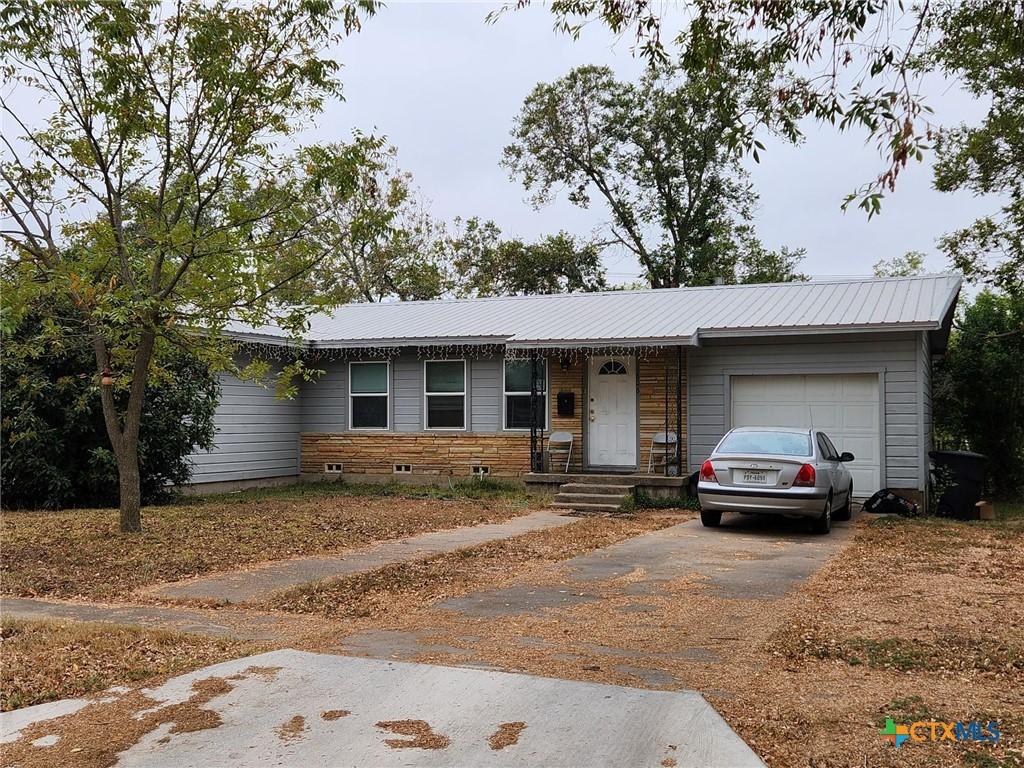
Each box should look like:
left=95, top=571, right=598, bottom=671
left=742, top=471, right=769, bottom=485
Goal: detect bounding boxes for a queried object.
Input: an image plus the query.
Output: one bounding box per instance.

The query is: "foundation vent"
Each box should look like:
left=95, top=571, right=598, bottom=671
left=393, top=464, right=412, bottom=474
left=324, top=463, right=343, bottom=474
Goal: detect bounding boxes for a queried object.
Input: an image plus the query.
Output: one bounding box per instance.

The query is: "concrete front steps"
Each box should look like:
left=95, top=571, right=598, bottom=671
left=550, top=476, right=636, bottom=514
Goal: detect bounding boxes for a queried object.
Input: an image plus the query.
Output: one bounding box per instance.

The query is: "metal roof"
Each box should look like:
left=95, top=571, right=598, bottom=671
left=227, top=274, right=961, bottom=349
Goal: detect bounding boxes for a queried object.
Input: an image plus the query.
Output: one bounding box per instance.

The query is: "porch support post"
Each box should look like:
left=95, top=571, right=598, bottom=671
left=663, top=351, right=670, bottom=476
left=676, top=346, right=683, bottom=476
left=529, top=350, right=541, bottom=472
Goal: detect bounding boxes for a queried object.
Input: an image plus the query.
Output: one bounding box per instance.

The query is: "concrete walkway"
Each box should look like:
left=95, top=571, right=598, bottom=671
left=145, top=510, right=576, bottom=604
left=1, top=650, right=765, bottom=767
left=0, top=597, right=323, bottom=643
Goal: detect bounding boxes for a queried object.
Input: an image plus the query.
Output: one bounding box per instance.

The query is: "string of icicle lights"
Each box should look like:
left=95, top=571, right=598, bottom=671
left=233, top=340, right=679, bottom=363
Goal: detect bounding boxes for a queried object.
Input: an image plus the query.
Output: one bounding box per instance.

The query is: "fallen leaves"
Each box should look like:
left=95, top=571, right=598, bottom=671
left=375, top=719, right=450, bottom=750
left=321, top=709, right=350, bottom=721
left=275, top=715, right=307, bottom=742
left=0, top=618, right=255, bottom=712
left=269, top=512, right=685, bottom=619
left=488, top=721, right=527, bottom=750
left=2, top=672, right=248, bottom=768
left=1, top=486, right=531, bottom=600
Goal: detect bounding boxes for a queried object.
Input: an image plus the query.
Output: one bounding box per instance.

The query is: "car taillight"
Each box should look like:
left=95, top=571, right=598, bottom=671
left=700, top=460, right=718, bottom=483
left=794, top=463, right=816, bottom=487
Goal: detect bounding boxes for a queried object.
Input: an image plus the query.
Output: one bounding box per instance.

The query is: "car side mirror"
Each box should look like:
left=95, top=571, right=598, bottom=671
left=839, top=451, right=855, bottom=462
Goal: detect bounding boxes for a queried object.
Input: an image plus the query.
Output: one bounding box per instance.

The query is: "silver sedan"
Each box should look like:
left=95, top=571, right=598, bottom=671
left=697, top=427, right=855, bottom=534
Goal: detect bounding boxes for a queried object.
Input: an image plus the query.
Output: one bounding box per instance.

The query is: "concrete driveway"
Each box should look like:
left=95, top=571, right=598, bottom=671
left=2, top=650, right=764, bottom=767
left=2, top=511, right=857, bottom=767
left=334, top=511, right=856, bottom=669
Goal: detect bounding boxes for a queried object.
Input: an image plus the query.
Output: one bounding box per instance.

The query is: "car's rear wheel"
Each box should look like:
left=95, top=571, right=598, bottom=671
left=700, top=509, right=722, bottom=527
left=811, top=495, right=832, bottom=534
left=834, top=483, right=854, bottom=521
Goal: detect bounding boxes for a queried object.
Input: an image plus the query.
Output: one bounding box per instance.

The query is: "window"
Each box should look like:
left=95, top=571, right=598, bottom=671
left=424, top=360, right=466, bottom=430
left=349, top=361, right=389, bottom=430
left=718, top=430, right=812, bottom=457
left=598, top=360, right=628, bottom=375
left=816, top=432, right=839, bottom=460
left=504, top=358, right=547, bottom=430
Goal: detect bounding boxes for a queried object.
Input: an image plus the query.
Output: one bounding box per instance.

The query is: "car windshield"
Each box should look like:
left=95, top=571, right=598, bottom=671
left=718, top=431, right=812, bottom=457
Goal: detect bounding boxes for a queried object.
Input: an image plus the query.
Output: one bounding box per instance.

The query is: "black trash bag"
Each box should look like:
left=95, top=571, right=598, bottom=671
left=687, top=470, right=700, bottom=498
left=863, top=489, right=920, bottom=517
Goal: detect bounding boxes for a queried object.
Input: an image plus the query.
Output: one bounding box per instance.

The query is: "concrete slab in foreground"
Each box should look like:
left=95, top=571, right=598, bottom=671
left=2, top=649, right=765, bottom=768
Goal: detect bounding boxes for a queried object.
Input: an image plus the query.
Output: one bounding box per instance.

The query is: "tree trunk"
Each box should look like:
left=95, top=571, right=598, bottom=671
left=116, top=441, right=143, bottom=533
left=93, top=326, right=156, bottom=534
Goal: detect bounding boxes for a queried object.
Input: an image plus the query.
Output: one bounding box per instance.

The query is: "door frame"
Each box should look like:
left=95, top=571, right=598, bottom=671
left=585, top=354, right=639, bottom=470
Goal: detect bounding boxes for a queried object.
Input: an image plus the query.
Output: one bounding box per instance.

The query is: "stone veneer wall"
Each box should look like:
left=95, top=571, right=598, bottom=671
left=301, top=433, right=533, bottom=477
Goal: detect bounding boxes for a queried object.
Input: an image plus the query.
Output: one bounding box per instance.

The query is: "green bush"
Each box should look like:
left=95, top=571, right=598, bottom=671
left=1, top=317, right=219, bottom=509
left=634, top=490, right=700, bottom=510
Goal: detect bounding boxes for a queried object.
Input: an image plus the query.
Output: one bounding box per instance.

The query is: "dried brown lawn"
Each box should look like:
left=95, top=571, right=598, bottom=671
left=0, top=618, right=255, bottom=712
left=1, top=483, right=530, bottom=600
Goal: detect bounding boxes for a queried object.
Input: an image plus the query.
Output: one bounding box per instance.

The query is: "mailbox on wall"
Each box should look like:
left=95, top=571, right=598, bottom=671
left=556, top=392, right=575, bottom=417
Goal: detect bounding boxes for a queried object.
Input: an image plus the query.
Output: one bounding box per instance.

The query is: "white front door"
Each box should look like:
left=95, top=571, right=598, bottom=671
left=730, top=373, right=882, bottom=494
left=588, top=356, right=637, bottom=467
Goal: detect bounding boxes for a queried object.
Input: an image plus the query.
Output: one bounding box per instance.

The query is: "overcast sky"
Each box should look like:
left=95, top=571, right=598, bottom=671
left=310, top=1, right=991, bottom=283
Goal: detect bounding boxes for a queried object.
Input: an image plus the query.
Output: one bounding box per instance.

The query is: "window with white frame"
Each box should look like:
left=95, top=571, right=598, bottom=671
left=349, top=361, right=389, bottom=430
left=503, top=358, right=547, bottom=430
left=424, top=360, right=466, bottom=430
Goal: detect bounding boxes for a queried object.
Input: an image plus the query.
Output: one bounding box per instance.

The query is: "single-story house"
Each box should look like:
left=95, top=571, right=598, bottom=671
left=187, top=274, right=960, bottom=507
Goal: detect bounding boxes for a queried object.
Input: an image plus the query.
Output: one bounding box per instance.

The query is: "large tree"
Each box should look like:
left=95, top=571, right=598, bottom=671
left=934, top=290, right=1024, bottom=499
left=294, top=137, right=453, bottom=304
left=873, top=251, right=927, bottom=278
left=923, top=1, right=1024, bottom=298
left=502, top=59, right=804, bottom=288
left=449, top=217, right=607, bottom=296
left=0, top=0, right=377, bottom=531
left=497, top=0, right=937, bottom=212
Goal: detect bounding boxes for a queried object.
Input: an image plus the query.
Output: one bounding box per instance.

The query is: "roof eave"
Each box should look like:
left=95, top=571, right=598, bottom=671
left=696, top=322, right=941, bottom=340
left=506, top=336, right=697, bottom=349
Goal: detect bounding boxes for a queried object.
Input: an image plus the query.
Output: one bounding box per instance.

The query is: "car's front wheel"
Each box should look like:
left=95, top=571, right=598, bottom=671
left=834, top=483, right=854, bottom=521
left=700, top=509, right=722, bottom=527
left=811, top=495, right=832, bottom=535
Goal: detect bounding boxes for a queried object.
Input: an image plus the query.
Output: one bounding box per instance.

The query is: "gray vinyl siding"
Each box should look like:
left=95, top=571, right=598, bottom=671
left=393, top=354, right=423, bottom=432
left=687, top=332, right=927, bottom=491
left=187, top=362, right=300, bottom=483
left=470, top=356, right=503, bottom=431
left=300, top=359, right=347, bottom=432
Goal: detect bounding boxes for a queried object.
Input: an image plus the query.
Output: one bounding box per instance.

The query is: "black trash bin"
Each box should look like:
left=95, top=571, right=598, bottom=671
left=929, top=450, right=988, bottom=518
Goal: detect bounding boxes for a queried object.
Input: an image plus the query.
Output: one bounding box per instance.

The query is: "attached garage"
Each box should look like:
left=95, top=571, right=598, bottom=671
left=687, top=321, right=955, bottom=504
left=729, top=373, right=881, bottom=495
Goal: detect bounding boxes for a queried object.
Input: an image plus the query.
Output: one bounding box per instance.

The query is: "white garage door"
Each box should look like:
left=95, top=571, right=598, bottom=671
left=730, top=373, right=881, bottom=494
